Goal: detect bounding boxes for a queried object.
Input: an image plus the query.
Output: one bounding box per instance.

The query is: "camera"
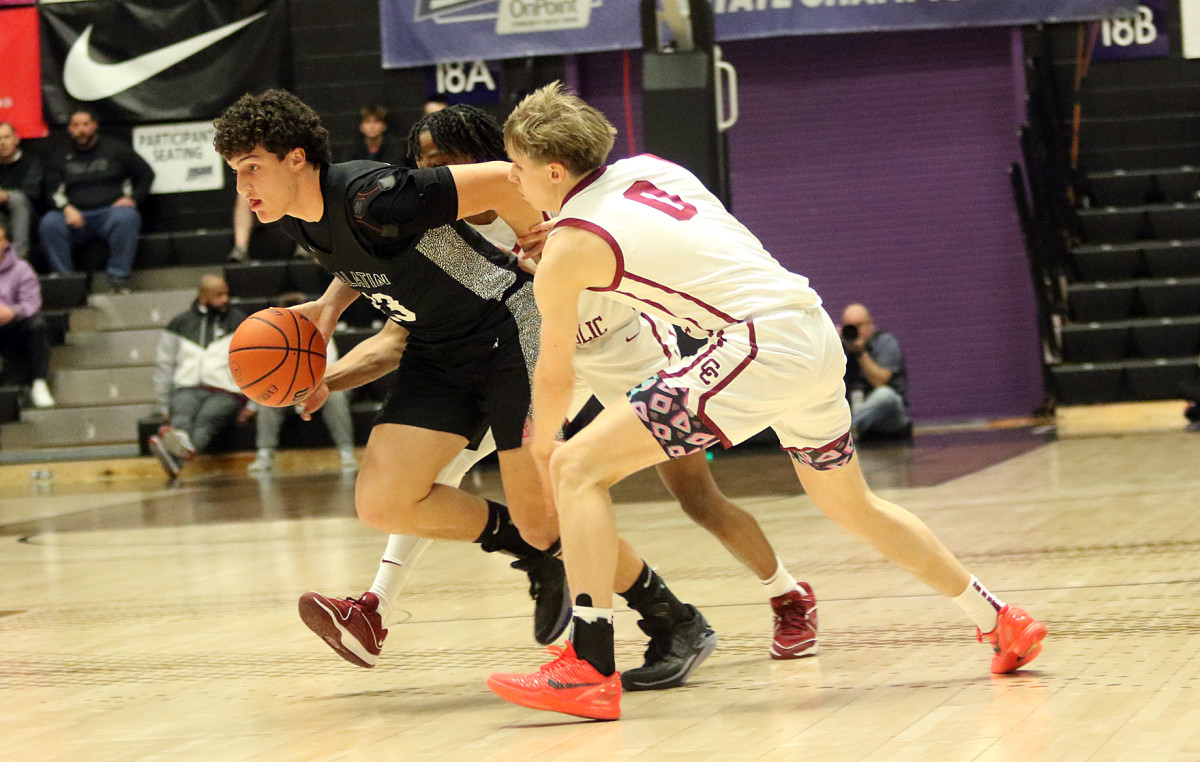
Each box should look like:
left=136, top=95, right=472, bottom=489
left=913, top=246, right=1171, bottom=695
left=841, top=324, right=858, bottom=341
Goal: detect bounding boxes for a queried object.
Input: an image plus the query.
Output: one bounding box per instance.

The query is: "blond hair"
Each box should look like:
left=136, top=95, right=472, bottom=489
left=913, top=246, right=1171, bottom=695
left=503, top=82, right=616, bottom=176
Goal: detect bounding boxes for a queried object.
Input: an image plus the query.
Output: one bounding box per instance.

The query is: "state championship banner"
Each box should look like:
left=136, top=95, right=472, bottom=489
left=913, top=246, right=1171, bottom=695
left=383, top=0, right=1138, bottom=69
left=39, top=0, right=290, bottom=125
left=132, top=121, right=224, bottom=195
left=0, top=6, right=49, bottom=138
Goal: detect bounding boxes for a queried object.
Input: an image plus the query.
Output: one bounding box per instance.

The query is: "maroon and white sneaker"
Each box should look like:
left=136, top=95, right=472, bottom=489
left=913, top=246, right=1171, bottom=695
left=158, top=425, right=196, bottom=460
left=770, top=582, right=818, bottom=659
left=298, top=591, right=387, bottom=668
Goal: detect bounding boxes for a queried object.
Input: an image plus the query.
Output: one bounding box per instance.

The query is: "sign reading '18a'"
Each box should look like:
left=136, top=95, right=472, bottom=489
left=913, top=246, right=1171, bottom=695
left=435, top=61, right=496, bottom=94
left=428, top=60, right=502, bottom=106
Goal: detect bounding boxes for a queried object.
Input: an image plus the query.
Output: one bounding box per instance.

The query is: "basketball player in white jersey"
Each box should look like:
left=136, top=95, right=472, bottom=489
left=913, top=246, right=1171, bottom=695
left=484, top=83, right=1047, bottom=721
left=299, top=106, right=818, bottom=691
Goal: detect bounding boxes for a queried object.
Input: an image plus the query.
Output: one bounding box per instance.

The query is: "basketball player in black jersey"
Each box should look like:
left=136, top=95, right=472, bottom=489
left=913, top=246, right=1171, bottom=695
left=212, top=91, right=705, bottom=677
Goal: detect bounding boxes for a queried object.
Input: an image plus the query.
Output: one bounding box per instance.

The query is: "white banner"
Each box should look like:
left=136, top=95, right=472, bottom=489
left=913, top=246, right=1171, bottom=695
left=1182, top=0, right=1200, bottom=57
left=132, top=121, right=224, bottom=194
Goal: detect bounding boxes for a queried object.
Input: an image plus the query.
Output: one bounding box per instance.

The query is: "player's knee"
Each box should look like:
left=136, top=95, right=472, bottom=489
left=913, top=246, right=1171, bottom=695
left=354, top=495, right=396, bottom=532
left=354, top=483, right=422, bottom=533
left=676, top=494, right=721, bottom=529
left=510, top=510, right=558, bottom=551
left=547, top=443, right=600, bottom=500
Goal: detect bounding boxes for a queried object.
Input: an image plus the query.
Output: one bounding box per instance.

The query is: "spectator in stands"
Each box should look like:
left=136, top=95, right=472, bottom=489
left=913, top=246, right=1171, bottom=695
left=341, top=105, right=406, bottom=165
left=0, top=217, right=54, bottom=408
left=227, top=192, right=312, bottom=263
left=841, top=302, right=911, bottom=439
left=227, top=193, right=255, bottom=262
left=40, top=108, right=154, bottom=294
left=149, top=275, right=251, bottom=479
left=1181, top=378, right=1200, bottom=432
left=0, top=121, right=44, bottom=261
left=248, top=292, right=357, bottom=474
left=424, top=97, right=448, bottom=115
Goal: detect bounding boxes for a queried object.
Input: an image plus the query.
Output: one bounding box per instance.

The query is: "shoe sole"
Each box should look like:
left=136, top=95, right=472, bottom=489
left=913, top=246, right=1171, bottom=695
left=992, top=621, right=1048, bottom=674
left=148, top=438, right=180, bottom=480
left=622, top=628, right=718, bottom=691
left=536, top=580, right=572, bottom=645
left=297, top=594, right=379, bottom=668
left=487, top=675, right=621, bottom=721
left=770, top=638, right=818, bottom=660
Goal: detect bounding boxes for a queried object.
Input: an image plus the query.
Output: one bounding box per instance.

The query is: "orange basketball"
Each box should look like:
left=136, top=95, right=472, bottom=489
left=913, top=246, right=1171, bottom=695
left=228, top=308, right=327, bottom=407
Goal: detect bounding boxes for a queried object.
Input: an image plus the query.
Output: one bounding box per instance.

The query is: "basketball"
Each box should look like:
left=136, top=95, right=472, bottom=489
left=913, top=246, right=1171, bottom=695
left=228, top=307, right=327, bottom=407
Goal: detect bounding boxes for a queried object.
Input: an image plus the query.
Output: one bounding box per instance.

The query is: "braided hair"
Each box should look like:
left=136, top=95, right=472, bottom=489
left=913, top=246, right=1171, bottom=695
left=405, top=104, right=506, bottom=165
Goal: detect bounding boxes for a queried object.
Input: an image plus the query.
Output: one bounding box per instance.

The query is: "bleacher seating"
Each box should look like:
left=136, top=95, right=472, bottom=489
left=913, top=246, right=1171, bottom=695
left=1028, top=33, right=1200, bottom=407
left=0, top=225, right=372, bottom=461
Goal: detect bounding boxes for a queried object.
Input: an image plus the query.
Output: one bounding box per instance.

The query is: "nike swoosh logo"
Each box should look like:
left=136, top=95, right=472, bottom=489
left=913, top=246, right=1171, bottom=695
left=625, top=332, right=641, bottom=343
left=63, top=12, right=267, bottom=101
left=547, top=678, right=602, bottom=690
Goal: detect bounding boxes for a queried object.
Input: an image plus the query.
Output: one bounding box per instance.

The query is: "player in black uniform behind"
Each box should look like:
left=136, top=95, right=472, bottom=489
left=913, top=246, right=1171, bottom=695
left=212, top=91, right=700, bottom=673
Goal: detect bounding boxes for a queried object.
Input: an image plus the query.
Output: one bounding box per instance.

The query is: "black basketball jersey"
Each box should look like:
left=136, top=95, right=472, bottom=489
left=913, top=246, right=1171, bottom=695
left=278, top=161, right=539, bottom=362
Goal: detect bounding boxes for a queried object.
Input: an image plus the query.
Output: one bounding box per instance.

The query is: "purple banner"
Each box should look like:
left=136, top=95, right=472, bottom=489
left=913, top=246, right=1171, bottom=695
left=383, top=0, right=1138, bottom=69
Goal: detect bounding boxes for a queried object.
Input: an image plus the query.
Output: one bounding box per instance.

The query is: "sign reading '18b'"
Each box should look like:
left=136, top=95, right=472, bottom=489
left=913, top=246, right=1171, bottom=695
left=1093, top=1, right=1169, bottom=61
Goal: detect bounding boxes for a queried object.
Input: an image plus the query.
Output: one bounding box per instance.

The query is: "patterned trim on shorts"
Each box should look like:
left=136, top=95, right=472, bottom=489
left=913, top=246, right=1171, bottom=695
left=785, top=431, right=855, bottom=470
left=628, top=376, right=720, bottom=458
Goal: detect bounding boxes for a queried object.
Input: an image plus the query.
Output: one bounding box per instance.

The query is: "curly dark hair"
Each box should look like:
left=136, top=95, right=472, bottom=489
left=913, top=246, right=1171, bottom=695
left=405, top=104, right=506, bottom=165
left=213, top=89, right=332, bottom=165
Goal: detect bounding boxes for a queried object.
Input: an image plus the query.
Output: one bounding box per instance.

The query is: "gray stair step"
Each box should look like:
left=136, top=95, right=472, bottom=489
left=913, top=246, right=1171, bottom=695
left=0, top=421, right=36, bottom=449
left=128, top=266, right=213, bottom=292
left=1, top=403, right=155, bottom=448
left=0, top=442, right=141, bottom=465
left=49, top=366, right=157, bottom=407
left=87, top=289, right=194, bottom=331
left=51, top=329, right=161, bottom=370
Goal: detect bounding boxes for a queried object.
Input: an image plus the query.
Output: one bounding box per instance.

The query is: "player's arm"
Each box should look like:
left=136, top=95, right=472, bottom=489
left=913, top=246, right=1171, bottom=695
left=296, top=320, right=408, bottom=420
left=324, top=320, right=409, bottom=393
left=289, top=278, right=359, bottom=343
left=529, top=227, right=617, bottom=465
left=445, top=161, right=543, bottom=236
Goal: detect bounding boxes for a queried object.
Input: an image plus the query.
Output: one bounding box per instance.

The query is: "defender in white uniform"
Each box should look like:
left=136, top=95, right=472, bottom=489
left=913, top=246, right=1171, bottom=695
left=297, top=105, right=819, bottom=693
left=488, top=83, right=1046, bottom=721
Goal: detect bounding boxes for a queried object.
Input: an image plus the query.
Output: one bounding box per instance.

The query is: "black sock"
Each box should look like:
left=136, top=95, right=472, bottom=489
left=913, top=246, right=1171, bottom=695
left=570, top=594, right=616, bottom=676
left=618, top=562, right=692, bottom=623
left=474, top=500, right=544, bottom=557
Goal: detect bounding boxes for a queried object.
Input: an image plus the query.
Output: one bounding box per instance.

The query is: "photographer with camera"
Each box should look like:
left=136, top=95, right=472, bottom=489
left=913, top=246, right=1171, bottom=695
left=841, top=303, right=911, bottom=439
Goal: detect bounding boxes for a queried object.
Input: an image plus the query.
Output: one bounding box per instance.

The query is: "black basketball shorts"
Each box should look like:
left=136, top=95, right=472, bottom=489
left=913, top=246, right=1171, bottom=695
left=374, top=333, right=532, bottom=452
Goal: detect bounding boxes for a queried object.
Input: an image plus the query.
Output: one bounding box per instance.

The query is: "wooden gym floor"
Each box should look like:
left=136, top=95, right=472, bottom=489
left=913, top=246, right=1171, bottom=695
left=2, top=426, right=1199, bottom=761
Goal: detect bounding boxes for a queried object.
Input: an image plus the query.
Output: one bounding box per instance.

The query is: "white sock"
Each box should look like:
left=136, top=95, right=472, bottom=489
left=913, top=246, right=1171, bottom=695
left=760, top=557, right=801, bottom=599
left=369, top=535, right=433, bottom=621
left=571, top=605, right=614, bottom=625
left=952, top=576, right=1005, bottom=632
left=363, top=435, right=495, bottom=621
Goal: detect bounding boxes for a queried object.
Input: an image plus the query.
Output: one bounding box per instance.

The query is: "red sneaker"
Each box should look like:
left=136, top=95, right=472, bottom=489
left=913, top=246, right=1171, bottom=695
left=298, top=591, right=387, bottom=668
left=770, top=582, right=818, bottom=659
left=488, top=641, right=622, bottom=720
left=977, top=604, right=1047, bottom=674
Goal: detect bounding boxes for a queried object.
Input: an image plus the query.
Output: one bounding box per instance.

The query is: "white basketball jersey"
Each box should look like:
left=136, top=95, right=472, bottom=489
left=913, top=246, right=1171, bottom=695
left=470, top=216, right=642, bottom=350
left=471, top=216, right=521, bottom=254
left=553, top=154, right=820, bottom=336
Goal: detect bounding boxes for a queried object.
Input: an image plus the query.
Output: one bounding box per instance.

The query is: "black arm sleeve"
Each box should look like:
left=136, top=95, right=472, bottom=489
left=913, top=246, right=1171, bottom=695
left=123, top=145, right=156, bottom=203
left=359, top=165, right=459, bottom=238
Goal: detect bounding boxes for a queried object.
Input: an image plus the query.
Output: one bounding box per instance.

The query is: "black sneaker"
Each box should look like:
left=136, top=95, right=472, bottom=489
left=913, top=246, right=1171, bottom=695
left=621, top=603, right=717, bottom=691
left=510, top=554, right=571, bottom=645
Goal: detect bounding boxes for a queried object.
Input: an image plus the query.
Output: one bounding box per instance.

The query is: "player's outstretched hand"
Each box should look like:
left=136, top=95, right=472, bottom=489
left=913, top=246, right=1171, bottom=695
left=296, top=382, right=330, bottom=420
left=288, top=300, right=337, bottom=344
left=516, top=219, right=554, bottom=267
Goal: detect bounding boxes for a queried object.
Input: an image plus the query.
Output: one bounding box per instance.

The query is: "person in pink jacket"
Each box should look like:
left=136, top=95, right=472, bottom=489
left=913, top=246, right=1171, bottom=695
left=0, top=216, right=54, bottom=408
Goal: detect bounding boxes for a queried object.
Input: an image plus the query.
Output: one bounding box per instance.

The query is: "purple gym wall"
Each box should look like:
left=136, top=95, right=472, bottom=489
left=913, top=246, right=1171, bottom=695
left=576, top=27, right=1045, bottom=424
